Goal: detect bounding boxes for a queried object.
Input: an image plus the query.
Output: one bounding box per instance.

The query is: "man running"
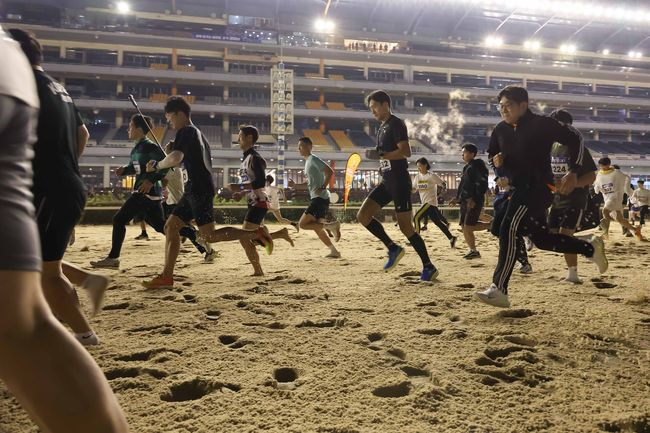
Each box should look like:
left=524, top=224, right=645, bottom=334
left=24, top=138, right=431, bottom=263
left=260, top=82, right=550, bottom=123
left=90, top=114, right=214, bottom=269
left=546, top=109, right=598, bottom=284
left=229, top=125, right=294, bottom=276
left=10, top=28, right=105, bottom=345
left=0, top=25, right=129, bottom=433
left=289, top=136, right=341, bottom=258
left=631, top=180, right=650, bottom=227
left=142, top=98, right=272, bottom=288
left=265, top=175, right=299, bottom=231
left=476, top=86, right=607, bottom=308
left=359, top=90, right=439, bottom=281
left=450, top=144, right=490, bottom=259
left=594, top=157, right=642, bottom=240
left=412, top=157, right=457, bottom=248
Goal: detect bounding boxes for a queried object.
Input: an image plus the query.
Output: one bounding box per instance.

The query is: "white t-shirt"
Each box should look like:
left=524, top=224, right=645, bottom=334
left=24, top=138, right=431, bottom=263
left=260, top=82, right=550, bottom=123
left=413, top=171, right=445, bottom=206
left=265, top=185, right=282, bottom=210
left=632, top=187, right=650, bottom=207
left=594, top=169, right=633, bottom=210
left=0, top=28, right=39, bottom=108
left=164, top=168, right=184, bottom=205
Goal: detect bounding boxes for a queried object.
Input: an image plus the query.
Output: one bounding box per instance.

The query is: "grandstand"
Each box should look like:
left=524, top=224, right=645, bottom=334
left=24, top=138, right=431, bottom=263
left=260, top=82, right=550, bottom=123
left=4, top=0, right=649, bottom=191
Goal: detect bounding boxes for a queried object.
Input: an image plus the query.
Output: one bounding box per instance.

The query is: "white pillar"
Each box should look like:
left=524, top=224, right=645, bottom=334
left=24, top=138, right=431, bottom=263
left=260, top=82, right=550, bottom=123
left=103, top=164, right=111, bottom=187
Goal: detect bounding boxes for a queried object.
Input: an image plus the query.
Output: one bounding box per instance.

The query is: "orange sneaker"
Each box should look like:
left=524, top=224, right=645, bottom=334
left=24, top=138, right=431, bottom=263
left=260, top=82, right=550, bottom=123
left=257, top=226, right=274, bottom=255
left=142, top=275, right=174, bottom=289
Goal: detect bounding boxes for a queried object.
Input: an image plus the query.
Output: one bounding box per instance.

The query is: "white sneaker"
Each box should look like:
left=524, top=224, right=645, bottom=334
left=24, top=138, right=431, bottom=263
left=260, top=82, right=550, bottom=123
left=586, top=235, right=608, bottom=274
left=328, top=221, right=341, bottom=242
left=204, top=249, right=218, bottom=263
left=82, top=274, right=109, bottom=316
left=519, top=263, right=533, bottom=274
left=474, top=284, right=511, bottom=308
left=90, top=257, right=119, bottom=269
left=325, top=250, right=341, bottom=258
left=75, top=331, right=99, bottom=346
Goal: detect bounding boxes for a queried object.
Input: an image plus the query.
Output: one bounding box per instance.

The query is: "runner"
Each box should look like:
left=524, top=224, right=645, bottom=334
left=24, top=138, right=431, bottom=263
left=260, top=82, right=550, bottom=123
left=10, top=28, right=103, bottom=344
left=449, top=144, right=490, bottom=259
left=90, top=114, right=214, bottom=269
left=265, top=174, right=299, bottom=231
left=359, top=90, right=439, bottom=281
left=289, top=137, right=341, bottom=258
left=228, top=125, right=294, bottom=276
left=594, top=157, right=642, bottom=240
left=547, top=109, right=598, bottom=284
left=2, top=26, right=129, bottom=432
left=412, top=157, right=457, bottom=248
left=475, top=86, right=607, bottom=308
left=142, top=98, right=273, bottom=288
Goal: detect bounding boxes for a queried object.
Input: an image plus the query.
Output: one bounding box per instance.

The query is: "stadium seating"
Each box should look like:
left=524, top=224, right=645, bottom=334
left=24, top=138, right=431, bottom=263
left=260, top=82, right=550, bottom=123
left=303, top=129, right=334, bottom=151
left=329, top=130, right=356, bottom=149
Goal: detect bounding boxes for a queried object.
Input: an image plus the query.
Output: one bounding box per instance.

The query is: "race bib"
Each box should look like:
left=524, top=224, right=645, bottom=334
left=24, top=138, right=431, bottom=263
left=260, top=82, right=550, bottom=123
left=551, top=156, right=569, bottom=176
left=418, top=180, right=428, bottom=190
left=601, top=182, right=615, bottom=194
left=133, top=162, right=141, bottom=175
left=379, top=159, right=391, bottom=173
left=239, top=168, right=251, bottom=183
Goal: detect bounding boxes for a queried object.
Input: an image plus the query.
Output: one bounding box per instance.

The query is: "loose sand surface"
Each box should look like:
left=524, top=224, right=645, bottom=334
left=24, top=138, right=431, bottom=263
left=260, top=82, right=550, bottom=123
left=1, top=223, right=649, bottom=433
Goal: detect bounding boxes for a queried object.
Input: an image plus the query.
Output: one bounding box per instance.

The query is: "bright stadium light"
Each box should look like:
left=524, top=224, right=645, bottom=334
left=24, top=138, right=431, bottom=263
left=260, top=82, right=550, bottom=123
left=484, top=35, right=503, bottom=48
left=116, top=1, right=130, bottom=13
left=560, top=43, right=577, bottom=54
left=628, top=51, right=643, bottom=58
left=602, top=48, right=610, bottom=55
left=524, top=40, right=541, bottom=51
left=314, top=18, right=335, bottom=33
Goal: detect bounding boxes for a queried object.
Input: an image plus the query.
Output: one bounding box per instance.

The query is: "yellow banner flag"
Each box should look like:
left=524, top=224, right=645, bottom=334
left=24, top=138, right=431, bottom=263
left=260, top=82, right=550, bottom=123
left=344, top=153, right=361, bottom=209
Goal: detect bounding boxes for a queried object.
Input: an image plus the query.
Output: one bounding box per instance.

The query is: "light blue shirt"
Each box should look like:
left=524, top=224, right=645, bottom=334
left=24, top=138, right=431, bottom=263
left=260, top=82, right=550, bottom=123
left=305, top=154, right=331, bottom=200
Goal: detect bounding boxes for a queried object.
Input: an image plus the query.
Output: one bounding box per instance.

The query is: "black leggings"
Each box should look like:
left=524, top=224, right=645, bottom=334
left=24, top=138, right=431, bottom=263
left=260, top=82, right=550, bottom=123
left=640, top=205, right=649, bottom=226
left=413, top=204, right=453, bottom=239
left=492, top=188, right=594, bottom=294
left=108, top=193, right=204, bottom=258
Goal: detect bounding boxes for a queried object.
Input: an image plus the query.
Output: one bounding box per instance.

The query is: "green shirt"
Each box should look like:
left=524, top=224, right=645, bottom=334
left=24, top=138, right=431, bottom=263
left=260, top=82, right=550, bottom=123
left=305, top=154, right=331, bottom=200
left=123, top=138, right=168, bottom=196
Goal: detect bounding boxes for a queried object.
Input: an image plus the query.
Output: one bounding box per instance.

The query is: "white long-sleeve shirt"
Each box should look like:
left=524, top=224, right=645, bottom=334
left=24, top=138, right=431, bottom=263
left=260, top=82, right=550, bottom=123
left=631, top=187, right=650, bottom=207
left=594, top=168, right=633, bottom=207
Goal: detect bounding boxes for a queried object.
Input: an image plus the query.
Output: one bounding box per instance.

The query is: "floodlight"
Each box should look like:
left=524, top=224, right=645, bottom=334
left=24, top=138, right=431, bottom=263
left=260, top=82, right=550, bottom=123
left=116, top=1, right=130, bottom=13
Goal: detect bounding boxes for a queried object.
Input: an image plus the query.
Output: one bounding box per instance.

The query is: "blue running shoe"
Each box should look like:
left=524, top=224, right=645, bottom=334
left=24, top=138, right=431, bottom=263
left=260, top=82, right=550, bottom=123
left=420, top=264, right=439, bottom=281
left=383, top=245, right=404, bottom=271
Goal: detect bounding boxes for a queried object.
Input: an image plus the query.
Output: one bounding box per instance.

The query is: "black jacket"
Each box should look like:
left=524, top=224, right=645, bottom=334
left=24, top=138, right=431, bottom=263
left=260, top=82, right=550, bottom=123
left=487, top=109, right=585, bottom=191
left=457, top=158, right=489, bottom=203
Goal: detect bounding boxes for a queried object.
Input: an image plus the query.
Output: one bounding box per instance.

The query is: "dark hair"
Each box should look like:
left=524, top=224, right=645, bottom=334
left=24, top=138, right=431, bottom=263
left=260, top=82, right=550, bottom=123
left=416, top=157, right=431, bottom=170
left=130, top=114, right=153, bottom=134
left=164, top=96, right=191, bottom=116
left=462, top=143, right=478, bottom=156
left=298, top=136, right=313, bottom=146
left=598, top=157, right=611, bottom=166
left=366, top=90, right=391, bottom=107
left=239, top=125, right=259, bottom=144
left=8, top=28, right=42, bottom=65
left=497, top=85, right=529, bottom=104
left=550, top=109, right=573, bottom=125
left=266, top=175, right=274, bottom=184
left=638, top=179, right=645, bottom=184
left=612, top=164, right=620, bottom=169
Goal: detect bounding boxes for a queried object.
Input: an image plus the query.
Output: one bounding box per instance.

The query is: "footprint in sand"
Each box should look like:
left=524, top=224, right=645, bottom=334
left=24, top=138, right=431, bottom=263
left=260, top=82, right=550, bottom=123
left=593, top=282, right=618, bottom=289
left=386, top=348, right=407, bottom=360
left=218, top=335, right=250, bottom=349
left=498, top=309, right=536, bottom=319
left=182, top=294, right=197, bottom=303
left=372, top=381, right=411, bottom=398
left=205, top=310, right=221, bottom=321
left=160, top=378, right=240, bottom=402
